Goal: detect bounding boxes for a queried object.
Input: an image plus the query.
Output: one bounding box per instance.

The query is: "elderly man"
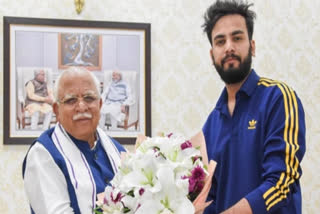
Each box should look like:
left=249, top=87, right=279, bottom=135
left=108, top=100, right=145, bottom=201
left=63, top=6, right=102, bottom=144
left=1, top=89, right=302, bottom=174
left=24, top=69, right=53, bottom=130
left=22, top=67, right=126, bottom=214
left=99, top=70, right=133, bottom=130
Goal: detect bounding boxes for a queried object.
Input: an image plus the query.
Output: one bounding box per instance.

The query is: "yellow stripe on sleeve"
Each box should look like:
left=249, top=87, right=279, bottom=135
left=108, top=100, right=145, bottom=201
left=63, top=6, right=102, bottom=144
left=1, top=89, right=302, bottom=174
left=258, top=78, right=300, bottom=211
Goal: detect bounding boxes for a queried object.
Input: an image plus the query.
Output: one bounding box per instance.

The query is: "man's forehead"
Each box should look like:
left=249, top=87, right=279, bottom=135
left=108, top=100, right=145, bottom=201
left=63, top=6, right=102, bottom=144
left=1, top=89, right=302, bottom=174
left=60, top=85, right=97, bottom=95
left=63, top=90, right=96, bottom=97
left=61, top=73, right=94, bottom=86
left=212, top=14, right=247, bottom=36
left=37, top=70, right=45, bottom=75
left=59, top=80, right=97, bottom=97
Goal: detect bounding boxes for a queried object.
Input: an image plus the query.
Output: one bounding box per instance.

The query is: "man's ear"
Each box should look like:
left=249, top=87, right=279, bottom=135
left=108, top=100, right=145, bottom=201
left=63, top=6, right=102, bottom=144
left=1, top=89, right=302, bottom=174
left=99, top=98, right=102, bottom=110
left=209, top=49, right=215, bottom=65
left=53, top=103, right=59, bottom=121
left=250, top=40, right=256, bottom=57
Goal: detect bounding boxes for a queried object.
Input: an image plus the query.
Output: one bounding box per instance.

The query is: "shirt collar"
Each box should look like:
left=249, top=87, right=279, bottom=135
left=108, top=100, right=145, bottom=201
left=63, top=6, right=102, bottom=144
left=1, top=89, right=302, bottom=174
left=215, top=69, right=260, bottom=110
left=238, top=69, right=260, bottom=97
left=68, top=131, right=99, bottom=151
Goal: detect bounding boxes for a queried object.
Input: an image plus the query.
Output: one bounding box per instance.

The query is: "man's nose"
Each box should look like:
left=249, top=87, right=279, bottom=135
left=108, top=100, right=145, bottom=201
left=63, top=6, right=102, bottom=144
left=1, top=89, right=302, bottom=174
left=75, top=99, right=89, bottom=111
left=225, top=39, right=235, bottom=54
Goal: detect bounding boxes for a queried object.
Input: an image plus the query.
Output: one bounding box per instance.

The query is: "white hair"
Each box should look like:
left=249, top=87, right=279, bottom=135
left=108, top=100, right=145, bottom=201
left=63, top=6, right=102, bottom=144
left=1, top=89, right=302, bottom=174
left=113, top=69, right=122, bottom=80
left=34, top=69, right=44, bottom=78
left=53, top=67, right=101, bottom=102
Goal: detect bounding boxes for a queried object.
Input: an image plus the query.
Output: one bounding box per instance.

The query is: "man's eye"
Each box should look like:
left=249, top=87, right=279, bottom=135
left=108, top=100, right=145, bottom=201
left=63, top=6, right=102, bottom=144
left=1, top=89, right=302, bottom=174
left=216, top=40, right=225, bottom=46
left=83, top=96, right=96, bottom=103
left=64, top=98, right=78, bottom=105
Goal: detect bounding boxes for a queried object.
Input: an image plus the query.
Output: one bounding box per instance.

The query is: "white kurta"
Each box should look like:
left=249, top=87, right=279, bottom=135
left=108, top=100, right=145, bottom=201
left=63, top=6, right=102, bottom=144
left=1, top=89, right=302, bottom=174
left=23, top=124, right=123, bottom=214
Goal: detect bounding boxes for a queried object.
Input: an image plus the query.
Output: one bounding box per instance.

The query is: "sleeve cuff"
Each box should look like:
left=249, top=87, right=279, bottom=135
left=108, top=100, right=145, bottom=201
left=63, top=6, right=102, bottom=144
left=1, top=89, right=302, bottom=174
left=245, top=188, right=268, bottom=214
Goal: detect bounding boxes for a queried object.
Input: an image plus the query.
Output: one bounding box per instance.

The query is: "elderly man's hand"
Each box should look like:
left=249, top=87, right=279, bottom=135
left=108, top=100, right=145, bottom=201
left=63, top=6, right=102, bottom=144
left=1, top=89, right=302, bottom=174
left=193, top=160, right=216, bottom=214
left=121, top=105, right=126, bottom=113
left=135, top=134, right=147, bottom=150
left=44, top=96, right=53, bottom=104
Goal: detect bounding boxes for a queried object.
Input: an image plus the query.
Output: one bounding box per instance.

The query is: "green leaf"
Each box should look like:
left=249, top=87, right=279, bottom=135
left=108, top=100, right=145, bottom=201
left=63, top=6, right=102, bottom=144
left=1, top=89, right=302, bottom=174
left=123, top=207, right=131, bottom=213
left=127, top=189, right=134, bottom=197
left=93, top=206, right=103, bottom=214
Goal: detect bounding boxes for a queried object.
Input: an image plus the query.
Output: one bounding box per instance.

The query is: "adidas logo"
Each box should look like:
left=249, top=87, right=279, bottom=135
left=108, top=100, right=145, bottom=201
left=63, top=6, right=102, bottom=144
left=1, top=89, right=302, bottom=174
left=248, top=119, right=257, bottom=130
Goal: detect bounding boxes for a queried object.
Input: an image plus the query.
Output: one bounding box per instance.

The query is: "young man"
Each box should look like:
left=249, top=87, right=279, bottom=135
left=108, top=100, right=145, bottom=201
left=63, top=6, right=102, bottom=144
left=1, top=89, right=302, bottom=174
left=201, top=1, right=306, bottom=213
left=23, top=67, right=125, bottom=213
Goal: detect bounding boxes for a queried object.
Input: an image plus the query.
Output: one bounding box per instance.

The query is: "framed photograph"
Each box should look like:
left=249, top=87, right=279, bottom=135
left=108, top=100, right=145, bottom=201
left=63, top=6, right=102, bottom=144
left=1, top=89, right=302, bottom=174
left=3, top=16, right=151, bottom=145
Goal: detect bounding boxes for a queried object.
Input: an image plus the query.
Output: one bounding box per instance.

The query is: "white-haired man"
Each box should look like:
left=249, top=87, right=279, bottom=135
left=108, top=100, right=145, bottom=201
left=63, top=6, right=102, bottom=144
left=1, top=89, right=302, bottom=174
left=99, top=70, right=133, bottom=130
left=24, top=69, right=53, bottom=130
left=23, top=67, right=126, bottom=214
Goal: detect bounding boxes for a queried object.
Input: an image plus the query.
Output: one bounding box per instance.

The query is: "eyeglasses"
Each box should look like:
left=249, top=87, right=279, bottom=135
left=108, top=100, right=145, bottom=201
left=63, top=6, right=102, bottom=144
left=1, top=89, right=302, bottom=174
left=58, top=94, right=99, bottom=107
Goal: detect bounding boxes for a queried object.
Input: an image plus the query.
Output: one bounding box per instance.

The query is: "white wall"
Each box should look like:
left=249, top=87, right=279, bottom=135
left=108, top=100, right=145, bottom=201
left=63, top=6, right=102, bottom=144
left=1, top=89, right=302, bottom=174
left=0, top=0, right=319, bottom=213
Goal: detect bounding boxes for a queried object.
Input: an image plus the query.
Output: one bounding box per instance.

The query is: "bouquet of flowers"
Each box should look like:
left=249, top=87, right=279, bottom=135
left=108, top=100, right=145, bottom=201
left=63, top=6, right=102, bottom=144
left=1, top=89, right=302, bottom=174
left=95, top=133, right=213, bottom=214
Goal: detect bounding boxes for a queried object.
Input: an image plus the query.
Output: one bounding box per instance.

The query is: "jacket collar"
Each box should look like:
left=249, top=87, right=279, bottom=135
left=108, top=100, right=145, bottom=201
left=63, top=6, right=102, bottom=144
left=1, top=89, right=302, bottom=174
left=215, top=69, right=260, bottom=111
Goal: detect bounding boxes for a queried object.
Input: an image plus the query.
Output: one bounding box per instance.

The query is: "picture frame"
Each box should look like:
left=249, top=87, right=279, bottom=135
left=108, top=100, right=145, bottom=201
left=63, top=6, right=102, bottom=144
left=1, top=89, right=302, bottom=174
left=3, top=16, right=151, bottom=145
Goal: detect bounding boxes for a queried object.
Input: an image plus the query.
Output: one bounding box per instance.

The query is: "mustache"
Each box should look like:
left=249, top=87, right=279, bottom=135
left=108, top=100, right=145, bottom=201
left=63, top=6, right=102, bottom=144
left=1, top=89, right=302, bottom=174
left=73, top=112, right=92, bottom=121
left=222, top=54, right=241, bottom=65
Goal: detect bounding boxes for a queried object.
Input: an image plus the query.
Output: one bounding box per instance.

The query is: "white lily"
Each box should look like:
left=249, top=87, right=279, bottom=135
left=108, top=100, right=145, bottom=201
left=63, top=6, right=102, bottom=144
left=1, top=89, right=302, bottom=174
left=96, top=134, right=208, bottom=214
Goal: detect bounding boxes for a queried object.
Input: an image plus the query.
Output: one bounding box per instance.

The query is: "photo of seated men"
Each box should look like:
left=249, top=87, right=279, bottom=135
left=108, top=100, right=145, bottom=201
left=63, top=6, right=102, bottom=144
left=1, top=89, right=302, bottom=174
left=24, top=69, right=54, bottom=130
left=99, top=70, right=133, bottom=130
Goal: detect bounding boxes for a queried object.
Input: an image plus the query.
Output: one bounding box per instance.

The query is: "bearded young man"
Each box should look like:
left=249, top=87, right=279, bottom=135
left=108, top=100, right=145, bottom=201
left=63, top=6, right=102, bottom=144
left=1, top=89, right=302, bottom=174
left=22, top=67, right=125, bottom=214
left=199, top=0, right=306, bottom=213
